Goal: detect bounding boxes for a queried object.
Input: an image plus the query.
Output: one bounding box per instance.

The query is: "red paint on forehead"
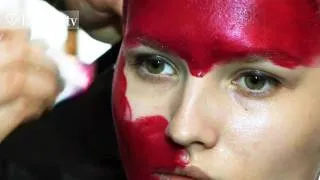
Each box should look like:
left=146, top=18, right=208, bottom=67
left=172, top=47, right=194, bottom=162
left=125, top=0, right=320, bottom=76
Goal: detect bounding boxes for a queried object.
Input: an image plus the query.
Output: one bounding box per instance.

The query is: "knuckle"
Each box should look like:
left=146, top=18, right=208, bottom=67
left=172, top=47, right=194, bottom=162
left=25, top=63, right=59, bottom=101
left=6, top=43, right=28, bottom=62
left=15, top=98, right=29, bottom=114
left=40, top=72, right=60, bottom=100
left=1, top=69, right=26, bottom=99
left=16, top=98, right=45, bottom=121
left=24, top=107, right=44, bottom=122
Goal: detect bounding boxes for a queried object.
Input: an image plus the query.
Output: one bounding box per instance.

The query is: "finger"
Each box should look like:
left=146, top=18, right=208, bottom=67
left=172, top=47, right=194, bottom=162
left=0, top=97, right=44, bottom=142
left=0, top=62, right=26, bottom=103
left=28, top=40, right=58, bottom=73
left=21, top=42, right=61, bottom=107
left=0, top=39, right=56, bottom=104
left=87, top=25, right=122, bottom=44
left=112, top=0, right=123, bottom=16
left=66, top=0, right=114, bottom=30
left=22, top=62, right=60, bottom=107
left=87, top=0, right=123, bottom=16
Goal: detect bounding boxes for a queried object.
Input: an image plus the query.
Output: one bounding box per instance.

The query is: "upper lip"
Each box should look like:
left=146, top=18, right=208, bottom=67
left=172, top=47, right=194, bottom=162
left=156, top=166, right=211, bottom=180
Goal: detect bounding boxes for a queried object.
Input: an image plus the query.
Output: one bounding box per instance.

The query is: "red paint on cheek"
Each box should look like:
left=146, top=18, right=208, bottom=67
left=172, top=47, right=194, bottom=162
left=125, top=0, right=320, bottom=77
left=112, top=56, right=187, bottom=180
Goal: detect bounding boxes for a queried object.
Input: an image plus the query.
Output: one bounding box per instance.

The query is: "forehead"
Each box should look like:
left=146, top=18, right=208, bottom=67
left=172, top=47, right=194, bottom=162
left=125, top=0, right=320, bottom=76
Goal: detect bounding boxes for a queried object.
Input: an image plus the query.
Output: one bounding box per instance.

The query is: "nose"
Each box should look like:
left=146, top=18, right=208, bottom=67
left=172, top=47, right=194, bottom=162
left=166, top=77, right=218, bottom=149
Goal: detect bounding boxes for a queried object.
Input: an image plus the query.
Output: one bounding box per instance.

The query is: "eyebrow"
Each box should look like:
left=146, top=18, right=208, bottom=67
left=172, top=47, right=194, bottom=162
left=136, top=37, right=174, bottom=56
left=240, top=56, right=266, bottom=64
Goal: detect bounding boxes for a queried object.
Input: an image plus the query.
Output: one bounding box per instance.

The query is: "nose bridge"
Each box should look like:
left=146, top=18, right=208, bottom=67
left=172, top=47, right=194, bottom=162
left=167, top=76, right=217, bottom=149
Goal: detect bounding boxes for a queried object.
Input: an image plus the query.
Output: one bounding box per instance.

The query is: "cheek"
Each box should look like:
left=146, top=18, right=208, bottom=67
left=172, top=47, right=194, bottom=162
left=124, top=64, right=181, bottom=119
left=224, top=93, right=320, bottom=169
left=112, top=55, right=188, bottom=178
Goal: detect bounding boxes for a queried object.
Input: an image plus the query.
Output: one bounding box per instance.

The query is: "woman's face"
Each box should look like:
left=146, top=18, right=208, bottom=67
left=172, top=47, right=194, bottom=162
left=112, top=0, right=320, bottom=179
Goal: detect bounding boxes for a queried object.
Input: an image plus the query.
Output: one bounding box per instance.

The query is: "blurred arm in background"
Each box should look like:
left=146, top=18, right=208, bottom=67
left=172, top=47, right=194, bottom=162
left=46, top=0, right=123, bottom=44
left=0, top=0, right=126, bottom=179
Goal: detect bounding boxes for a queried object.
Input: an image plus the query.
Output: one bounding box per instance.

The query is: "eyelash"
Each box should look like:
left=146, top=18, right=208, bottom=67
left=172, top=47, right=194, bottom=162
left=128, top=53, right=284, bottom=98
left=231, top=70, right=283, bottom=98
left=128, top=53, right=177, bottom=82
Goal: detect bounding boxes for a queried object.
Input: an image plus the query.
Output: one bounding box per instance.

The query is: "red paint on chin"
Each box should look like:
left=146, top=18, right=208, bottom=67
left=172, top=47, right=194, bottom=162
left=125, top=0, right=320, bottom=77
left=112, top=56, right=187, bottom=180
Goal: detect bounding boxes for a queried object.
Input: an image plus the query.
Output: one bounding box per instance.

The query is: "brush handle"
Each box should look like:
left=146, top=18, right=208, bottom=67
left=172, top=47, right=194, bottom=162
left=65, top=29, right=77, bottom=56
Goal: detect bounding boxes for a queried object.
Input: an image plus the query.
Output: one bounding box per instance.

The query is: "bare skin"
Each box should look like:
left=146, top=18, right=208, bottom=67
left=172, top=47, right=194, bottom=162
left=112, top=1, right=320, bottom=179
left=122, top=47, right=320, bottom=180
left=0, top=29, right=60, bottom=142
left=0, top=0, right=124, bottom=142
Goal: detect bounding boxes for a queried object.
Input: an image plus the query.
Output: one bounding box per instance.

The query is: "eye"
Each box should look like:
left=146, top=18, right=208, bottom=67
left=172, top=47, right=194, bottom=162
left=132, top=54, right=177, bottom=80
left=140, top=55, right=174, bottom=75
left=232, top=70, right=282, bottom=97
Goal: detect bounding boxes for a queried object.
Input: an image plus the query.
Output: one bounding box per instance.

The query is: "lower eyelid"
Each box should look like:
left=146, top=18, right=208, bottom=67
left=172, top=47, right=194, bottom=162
left=137, top=66, right=174, bottom=82
left=230, top=76, right=281, bottom=97
left=231, top=85, right=274, bottom=98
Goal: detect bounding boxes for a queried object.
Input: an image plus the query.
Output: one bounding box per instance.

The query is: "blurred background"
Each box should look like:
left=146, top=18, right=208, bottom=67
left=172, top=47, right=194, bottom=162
left=24, top=0, right=111, bottom=64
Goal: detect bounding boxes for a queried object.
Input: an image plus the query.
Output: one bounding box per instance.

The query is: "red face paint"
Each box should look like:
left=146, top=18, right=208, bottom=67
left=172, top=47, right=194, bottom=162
left=112, top=56, right=187, bottom=180
left=113, top=1, right=320, bottom=179
left=125, top=0, right=320, bottom=77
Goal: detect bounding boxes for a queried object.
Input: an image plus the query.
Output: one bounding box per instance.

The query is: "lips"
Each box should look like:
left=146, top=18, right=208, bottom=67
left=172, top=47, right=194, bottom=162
left=157, top=174, right=195, bottom=180
left=155, top=166, right=211, bottom=180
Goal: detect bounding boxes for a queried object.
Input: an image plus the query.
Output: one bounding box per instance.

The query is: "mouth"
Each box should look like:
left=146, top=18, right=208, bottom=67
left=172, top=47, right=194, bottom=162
left=156, top=174, right=195, bottom=180
left=154, top=166, right=211, bottom=180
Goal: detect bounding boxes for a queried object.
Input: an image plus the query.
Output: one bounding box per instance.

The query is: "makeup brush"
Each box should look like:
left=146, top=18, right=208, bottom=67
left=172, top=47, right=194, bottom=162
left=53, top=19, right=95, bottom=104
left=65, top=28, right=77, bottom=56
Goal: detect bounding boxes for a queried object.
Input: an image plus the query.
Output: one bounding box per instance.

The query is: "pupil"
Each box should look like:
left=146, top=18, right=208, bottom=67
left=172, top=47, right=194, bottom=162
left=151, top=59, right=162, bottom=69
left=146, top=58, right=165, bottom=74
left=246, top=75, right=266, bottom=90
left=250, top=75, right=261, bottom=84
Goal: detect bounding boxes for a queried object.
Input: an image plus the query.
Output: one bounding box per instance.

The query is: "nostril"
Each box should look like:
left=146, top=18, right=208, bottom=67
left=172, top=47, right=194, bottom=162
left=166, top=120, right=218, bottom=150
left=166, top=125, right=196, bottom=147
